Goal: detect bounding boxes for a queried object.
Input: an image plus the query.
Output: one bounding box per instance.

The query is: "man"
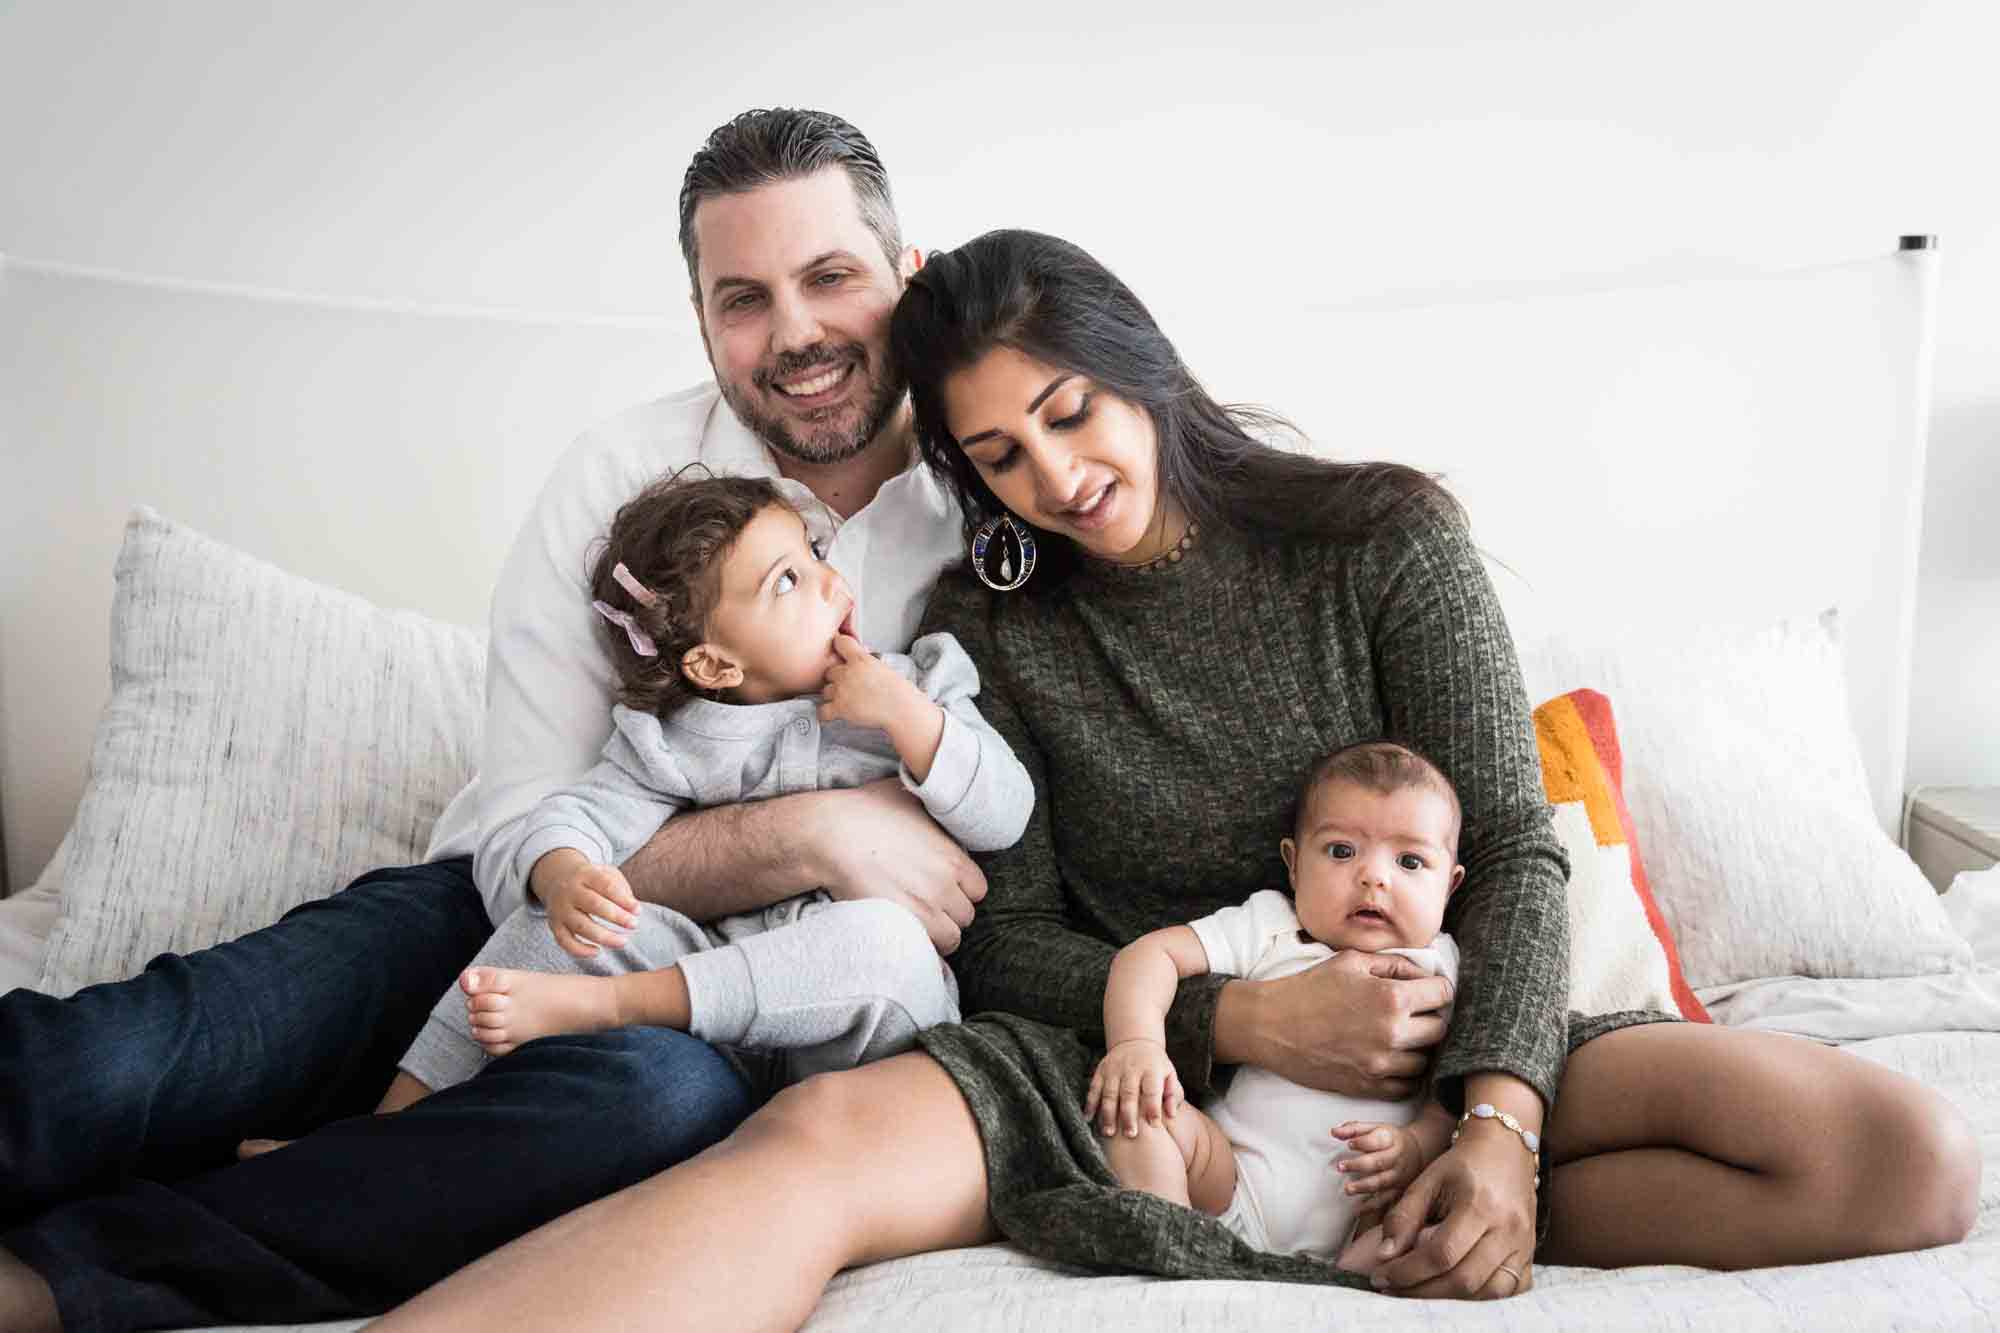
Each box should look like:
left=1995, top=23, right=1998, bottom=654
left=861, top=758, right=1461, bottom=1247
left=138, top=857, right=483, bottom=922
left=0, top=107, right=983, bottom=1330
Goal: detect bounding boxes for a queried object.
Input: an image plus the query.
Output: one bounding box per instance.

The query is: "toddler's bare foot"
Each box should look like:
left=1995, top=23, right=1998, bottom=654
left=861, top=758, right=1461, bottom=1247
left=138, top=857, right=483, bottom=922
left=0, top=1245, right=60, bottom=1333
left=236, top=1137, right=293, bottom=1160
left=461, top=967, right=623, bottom=1056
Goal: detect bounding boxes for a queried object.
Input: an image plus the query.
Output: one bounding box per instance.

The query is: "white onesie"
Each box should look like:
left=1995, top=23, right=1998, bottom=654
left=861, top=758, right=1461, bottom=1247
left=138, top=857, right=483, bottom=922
left=1189, top=888, right=1459, bottom=1258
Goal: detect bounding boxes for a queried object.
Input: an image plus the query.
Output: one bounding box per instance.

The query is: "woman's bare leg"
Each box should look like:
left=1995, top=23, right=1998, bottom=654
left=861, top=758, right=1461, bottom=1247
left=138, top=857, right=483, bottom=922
left=367, top=1050, right=994, bottom=1332
left=1540, top=1023, right=1979, bottom=1269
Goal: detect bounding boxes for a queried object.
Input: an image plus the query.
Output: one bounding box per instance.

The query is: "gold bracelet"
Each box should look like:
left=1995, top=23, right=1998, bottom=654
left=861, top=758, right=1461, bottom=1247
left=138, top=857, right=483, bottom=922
left=1451, top=1103, right=1542, bottom=1178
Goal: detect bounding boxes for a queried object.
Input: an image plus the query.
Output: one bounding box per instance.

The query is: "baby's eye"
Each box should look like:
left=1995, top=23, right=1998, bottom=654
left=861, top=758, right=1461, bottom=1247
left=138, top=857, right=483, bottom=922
left=1326, top=842, right=1355, bottom=861
left=773, top=569, right=797, bottom=595
left=1398, top=853, right=1426, bottom=871
left=809, top=537, right=826, bottom=560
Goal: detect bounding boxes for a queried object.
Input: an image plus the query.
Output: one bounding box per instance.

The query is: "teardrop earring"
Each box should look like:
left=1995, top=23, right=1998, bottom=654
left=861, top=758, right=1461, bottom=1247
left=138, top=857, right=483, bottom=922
left=971, top=514, right=1037, bottom=592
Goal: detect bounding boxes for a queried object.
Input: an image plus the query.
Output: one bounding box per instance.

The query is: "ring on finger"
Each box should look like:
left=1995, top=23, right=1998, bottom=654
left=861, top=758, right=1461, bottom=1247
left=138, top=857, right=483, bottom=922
left=1495, top=1263, right=1523, bottom=1287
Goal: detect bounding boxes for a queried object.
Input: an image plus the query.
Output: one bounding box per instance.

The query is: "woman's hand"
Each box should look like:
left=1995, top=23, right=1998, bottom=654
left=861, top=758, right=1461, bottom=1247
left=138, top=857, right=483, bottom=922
left=1366, top=1123, right=1539, bottom=1300
left=1084, top=1038, right=1184, bottom=1138
left=1217, top=951, right=1452, bottom=1099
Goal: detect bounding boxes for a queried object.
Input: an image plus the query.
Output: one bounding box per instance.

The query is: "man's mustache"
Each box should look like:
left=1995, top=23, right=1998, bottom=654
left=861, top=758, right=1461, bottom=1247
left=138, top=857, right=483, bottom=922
left=755, top=344, right=862, bottom=389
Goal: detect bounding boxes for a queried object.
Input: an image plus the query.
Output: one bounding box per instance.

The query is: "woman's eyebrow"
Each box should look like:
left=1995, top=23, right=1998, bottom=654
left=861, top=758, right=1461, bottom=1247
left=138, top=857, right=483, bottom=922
left=960, top=375, right=1074, bottom=448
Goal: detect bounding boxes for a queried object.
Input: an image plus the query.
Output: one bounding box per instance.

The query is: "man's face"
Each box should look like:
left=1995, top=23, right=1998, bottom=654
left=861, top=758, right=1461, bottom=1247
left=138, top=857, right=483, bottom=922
left=691, top=169, right=908, bottom=467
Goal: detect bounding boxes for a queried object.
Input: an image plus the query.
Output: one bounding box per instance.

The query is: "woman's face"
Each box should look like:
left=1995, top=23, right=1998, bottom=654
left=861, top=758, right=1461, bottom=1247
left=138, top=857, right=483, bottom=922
left=941, top=345, right=1177, bottom=565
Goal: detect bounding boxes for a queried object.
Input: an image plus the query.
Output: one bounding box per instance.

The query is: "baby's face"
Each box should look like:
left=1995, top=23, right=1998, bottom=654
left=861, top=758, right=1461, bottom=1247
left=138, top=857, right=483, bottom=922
left=699, top=504, right=856, bottom=703
left=1281, top=779, right=1463, bottom=953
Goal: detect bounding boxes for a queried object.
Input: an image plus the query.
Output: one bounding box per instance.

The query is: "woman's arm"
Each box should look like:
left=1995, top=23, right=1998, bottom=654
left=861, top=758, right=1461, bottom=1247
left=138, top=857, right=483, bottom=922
left=1355, top=487, right=1572, bottom=1114
left=1335, top=487, right=1568, bottom=1298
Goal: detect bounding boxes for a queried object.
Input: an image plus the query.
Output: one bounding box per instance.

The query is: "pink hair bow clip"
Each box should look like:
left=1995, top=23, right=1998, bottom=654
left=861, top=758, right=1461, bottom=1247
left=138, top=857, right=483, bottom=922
left=592, top=602, right=658, bottom=659
left=612, top=562, right=659, bottom=607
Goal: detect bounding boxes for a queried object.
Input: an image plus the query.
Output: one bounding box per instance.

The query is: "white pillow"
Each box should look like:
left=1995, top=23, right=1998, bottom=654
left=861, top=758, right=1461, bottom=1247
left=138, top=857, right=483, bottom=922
left=1515, top=612, right=1971, bottom=989
left=37, top=509, right=485, bottom=996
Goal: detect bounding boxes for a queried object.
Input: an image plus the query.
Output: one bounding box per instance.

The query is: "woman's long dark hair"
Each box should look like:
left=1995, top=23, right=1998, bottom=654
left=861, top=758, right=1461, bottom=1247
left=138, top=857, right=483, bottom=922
left=890, top=229, right=1457, bottom=590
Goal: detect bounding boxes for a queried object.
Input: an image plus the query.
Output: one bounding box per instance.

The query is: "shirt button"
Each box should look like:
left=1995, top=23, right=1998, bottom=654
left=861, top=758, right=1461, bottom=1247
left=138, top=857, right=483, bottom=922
left=794, top=718, right=810, bottom=734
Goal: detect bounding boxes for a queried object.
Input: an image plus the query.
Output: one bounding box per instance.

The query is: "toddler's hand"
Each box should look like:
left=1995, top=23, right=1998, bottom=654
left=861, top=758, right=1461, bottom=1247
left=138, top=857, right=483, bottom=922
left=541, top=862, right=641, bottom=959
left=819, top=635, right=924, bottom=732
left=1332, top=1120, right=1426, bottom=1230
left=1084, top=1038, right=1183, bottom=1139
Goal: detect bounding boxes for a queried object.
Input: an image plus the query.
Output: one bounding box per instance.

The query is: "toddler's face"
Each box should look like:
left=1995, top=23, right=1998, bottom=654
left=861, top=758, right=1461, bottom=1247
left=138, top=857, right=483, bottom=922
left=696, top=504, right=856, bottom=703
left=1281, top=779, right=1464, bottom=953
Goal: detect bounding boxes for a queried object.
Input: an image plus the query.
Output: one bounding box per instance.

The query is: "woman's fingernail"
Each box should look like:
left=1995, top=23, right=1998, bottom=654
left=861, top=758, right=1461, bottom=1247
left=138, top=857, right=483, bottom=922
left=1371, top=1274, right=1390, bottom=1289
left=1379, top=1239, right=1398, bottom=1258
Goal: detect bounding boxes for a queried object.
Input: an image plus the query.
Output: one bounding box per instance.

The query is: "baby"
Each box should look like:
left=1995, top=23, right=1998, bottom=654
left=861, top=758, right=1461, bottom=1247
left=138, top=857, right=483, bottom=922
left=1085, top=740, right=1463, bottom=1268
left=390, top=469, right=1033, bottom=1105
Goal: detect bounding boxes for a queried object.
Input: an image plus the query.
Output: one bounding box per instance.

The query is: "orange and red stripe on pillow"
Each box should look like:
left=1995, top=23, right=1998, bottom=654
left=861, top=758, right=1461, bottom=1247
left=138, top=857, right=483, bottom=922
left=1533, top=689, right=1711, bottom=1022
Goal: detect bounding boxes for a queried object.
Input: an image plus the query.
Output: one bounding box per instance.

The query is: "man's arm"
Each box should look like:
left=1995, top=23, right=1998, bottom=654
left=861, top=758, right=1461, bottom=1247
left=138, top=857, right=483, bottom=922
left=620, top=779, right=986, bottom=953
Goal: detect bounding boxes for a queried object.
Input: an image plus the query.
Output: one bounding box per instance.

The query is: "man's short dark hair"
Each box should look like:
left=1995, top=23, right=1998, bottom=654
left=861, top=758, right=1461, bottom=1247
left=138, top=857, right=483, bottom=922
left=678, top=108, right=902, bottom=303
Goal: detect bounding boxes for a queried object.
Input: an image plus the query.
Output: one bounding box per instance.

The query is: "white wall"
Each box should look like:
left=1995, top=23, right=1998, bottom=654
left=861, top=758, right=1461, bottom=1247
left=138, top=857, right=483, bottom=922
left=3, top=0, right=1996, bottom=887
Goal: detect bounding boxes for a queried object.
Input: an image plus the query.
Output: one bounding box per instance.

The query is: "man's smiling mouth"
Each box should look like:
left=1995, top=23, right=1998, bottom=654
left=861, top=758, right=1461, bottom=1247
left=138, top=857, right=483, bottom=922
left=773, top=363, right=854, bottom=399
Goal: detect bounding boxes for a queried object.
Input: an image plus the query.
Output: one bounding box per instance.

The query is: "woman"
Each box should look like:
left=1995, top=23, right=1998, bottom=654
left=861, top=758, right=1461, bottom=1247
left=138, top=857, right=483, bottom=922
left=376, top=230, right=1977, bottom=1329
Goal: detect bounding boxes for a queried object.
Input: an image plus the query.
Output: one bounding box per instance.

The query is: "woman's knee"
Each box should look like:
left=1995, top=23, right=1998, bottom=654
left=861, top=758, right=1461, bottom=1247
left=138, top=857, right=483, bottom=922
left=1855, top=1081, right=1981, bottom=1252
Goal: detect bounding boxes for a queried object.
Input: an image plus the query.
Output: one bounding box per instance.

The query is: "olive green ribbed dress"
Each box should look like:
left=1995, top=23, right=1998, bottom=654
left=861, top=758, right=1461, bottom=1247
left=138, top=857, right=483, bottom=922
left=915, top=487, right=1668, bottom=1286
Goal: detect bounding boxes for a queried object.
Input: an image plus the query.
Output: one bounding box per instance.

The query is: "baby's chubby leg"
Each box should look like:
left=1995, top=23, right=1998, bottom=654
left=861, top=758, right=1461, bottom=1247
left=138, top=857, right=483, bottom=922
left=1103, top=1103, right=1237, bottom=1216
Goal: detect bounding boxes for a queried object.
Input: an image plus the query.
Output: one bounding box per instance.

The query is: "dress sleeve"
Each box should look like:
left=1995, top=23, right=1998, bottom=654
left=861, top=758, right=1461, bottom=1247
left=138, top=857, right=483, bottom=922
left=916, top=575, right=1228, bottom=1093
left=1346, top=488, right=1571, bottom=1113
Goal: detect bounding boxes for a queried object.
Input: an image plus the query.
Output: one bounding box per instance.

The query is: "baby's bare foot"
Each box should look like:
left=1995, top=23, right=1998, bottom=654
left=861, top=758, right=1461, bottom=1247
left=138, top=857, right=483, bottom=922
left=1337, top=1221, right=1388, bottom=1276
left=461, top=967, right=623, bottom=1056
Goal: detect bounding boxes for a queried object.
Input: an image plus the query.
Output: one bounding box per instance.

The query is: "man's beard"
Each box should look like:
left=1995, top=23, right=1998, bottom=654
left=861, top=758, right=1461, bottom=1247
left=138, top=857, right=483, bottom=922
left=721, top=342, right=905, bottom=467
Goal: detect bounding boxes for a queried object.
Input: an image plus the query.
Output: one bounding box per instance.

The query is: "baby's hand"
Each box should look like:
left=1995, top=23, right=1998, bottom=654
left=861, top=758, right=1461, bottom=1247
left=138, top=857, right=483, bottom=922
left=819, top=635, right=925, bottom=732
left=1332, top=1120, right=1427, bottom=1230
left=1084, top=1038, right=1184, bottom=1139
left=541, top=862, right=641, bottom=960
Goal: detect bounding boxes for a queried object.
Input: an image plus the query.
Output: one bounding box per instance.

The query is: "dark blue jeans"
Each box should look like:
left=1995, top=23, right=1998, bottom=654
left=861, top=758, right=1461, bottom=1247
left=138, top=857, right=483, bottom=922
left=0, top=858, right=754, bottom=1329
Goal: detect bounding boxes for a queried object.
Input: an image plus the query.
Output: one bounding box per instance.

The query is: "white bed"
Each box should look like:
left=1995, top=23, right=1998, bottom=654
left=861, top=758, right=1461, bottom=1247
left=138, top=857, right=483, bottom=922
left=2, top=241, right=1994, bottom=1330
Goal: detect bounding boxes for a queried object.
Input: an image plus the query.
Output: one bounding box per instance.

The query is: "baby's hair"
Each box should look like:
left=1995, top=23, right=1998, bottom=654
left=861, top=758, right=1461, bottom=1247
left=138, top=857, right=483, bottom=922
left=587, top=465, right=791, bottom=717
left=1289, top=740, right=1463, bottom=851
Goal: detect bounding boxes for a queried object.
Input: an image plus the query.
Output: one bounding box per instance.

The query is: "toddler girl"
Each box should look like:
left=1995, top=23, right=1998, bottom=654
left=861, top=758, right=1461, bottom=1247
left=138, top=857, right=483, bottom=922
left=394, top=469, right=1033, bottom=1103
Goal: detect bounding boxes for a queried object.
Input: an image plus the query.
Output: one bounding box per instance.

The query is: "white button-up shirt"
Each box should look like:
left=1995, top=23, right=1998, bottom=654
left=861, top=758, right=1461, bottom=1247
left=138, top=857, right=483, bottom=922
left=425, top=382, right=965, bottom=922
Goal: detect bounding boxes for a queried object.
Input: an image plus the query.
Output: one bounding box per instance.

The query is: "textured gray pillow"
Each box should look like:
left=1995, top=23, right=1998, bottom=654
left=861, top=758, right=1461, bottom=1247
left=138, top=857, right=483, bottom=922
left=37, top=509, right=485, bottom=995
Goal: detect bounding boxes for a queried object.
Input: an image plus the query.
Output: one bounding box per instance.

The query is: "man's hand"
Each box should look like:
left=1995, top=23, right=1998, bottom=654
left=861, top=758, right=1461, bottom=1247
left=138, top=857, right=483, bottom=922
left=809, top=777, right=986, bottom=954
left=1219, top=951, right=1452, bottom=1098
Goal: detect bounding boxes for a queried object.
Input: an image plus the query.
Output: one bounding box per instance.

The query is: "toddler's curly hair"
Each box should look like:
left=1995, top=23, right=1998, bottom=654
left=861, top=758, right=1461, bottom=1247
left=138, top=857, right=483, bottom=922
left=587, top=466, right=791, bottom=717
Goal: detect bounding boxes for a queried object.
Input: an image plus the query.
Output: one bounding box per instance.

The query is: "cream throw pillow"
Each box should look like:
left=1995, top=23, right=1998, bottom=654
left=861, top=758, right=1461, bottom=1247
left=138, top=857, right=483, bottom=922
left=37, top=509, right=485, bottom=996
left=1516, top=613, right=1970, bottom=989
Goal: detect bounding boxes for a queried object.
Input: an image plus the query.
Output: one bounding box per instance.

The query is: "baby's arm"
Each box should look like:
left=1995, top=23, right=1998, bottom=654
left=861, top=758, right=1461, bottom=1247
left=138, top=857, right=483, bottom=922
left=1086, top=925, right=1213, bottom=1136
left=1334, top=1097, right=1459, bottom=1235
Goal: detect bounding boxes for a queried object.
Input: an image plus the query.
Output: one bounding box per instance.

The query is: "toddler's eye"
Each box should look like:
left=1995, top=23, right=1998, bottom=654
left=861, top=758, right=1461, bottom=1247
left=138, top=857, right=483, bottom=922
left=1326, top=842, right=1354, bottom=861
left=1398, top=853, right=1426, bottom=871
left=774, top=569, right=797, bottom=595
left=809, top=537, right=826, bottom=560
